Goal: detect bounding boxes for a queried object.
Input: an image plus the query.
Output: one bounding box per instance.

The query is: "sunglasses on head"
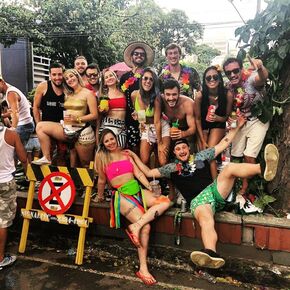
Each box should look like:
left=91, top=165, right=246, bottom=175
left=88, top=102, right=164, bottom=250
left=132, top=51, right=145, bottom=57
left=205, top=74, right=219, bottom=82
left=225, top=68, right=240, bottom=77
left=142, top=76, right=153, bottom=82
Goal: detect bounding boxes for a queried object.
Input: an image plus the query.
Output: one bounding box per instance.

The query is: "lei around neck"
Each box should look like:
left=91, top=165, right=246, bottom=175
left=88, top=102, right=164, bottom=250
left=161, top=65, right=191, bottom=93
left=121, top=70, right=143, bottom=92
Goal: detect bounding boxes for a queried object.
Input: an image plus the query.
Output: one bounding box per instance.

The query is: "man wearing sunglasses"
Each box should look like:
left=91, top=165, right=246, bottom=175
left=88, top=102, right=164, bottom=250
left=85, top=63, right=100, bottom=96
left=159, top=43, right=201, bottom=99
left=223, top=57, right=269, bottom=195
left=120, top=41, right=155, bottom=150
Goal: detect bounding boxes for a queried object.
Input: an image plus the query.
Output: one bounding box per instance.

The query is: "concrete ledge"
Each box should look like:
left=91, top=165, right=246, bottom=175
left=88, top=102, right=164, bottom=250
left=16, top=191, right=290, bottom=266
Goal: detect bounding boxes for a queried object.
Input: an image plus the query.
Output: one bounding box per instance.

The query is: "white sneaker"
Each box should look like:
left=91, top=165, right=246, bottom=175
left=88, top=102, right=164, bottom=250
left=0, top=254, right=16, bottom=267
left=264, top=144, right=279, bottom=181
left=32, top=156, right=51, bottom=165
left=242, top=200, right=263, bottom=214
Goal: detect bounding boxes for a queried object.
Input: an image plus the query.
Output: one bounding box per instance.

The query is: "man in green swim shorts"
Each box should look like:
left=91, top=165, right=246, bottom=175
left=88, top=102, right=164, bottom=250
left=127, top=115, right=279, bottom=269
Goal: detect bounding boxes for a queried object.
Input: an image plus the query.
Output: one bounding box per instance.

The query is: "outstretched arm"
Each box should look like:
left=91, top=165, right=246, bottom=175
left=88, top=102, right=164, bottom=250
left=125, top=150, right=162, bottom=178
left=214, top=115, right=246, bottom=157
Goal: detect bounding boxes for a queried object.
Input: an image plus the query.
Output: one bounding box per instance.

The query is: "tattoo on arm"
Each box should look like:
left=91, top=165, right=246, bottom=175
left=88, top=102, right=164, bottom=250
left=223, top=137, right=229, bottom=143
left=154, top=211, right=159, bottom=219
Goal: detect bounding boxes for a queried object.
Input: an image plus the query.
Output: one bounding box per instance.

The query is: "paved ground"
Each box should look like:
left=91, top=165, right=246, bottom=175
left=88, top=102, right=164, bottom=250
left=1, top=223, right=290, bottom=290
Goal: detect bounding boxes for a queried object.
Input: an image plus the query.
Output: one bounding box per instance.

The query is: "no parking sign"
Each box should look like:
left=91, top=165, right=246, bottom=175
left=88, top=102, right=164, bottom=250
left=38, top=172, right=76, bottom=215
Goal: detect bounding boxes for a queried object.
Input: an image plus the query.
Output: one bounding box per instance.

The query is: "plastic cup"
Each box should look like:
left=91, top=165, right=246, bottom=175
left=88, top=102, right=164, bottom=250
left=63, top=111, right=71, bottom=125
left=150, top=180, right=161, bottom=197
left=137, top=110, right=146, bottom=123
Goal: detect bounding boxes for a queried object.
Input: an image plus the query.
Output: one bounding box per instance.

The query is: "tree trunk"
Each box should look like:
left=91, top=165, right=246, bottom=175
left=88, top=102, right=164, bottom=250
left=268, top=63, right=290, bottom=212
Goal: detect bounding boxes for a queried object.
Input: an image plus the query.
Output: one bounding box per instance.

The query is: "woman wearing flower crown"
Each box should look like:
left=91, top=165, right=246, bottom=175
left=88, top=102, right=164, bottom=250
left=195, top=66, right=233, bottom=179
left=97, top=69, right=127, bottom=149
left=131, top=67, right=170, bottom=166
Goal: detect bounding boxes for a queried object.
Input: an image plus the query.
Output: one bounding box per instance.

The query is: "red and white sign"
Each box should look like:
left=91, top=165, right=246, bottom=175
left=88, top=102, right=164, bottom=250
left=38, top=172, right=76, bottom=215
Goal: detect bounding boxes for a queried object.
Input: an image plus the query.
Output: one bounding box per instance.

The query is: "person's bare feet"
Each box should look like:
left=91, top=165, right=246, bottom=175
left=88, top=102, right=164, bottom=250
left=136, top=269, right=157, bottom=285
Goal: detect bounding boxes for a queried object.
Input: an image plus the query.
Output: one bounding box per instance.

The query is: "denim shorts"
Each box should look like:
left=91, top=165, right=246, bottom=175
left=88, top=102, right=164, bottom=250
left=16, top=122, right=35, bottom=146
left=25, top=136, right=41, bottom=152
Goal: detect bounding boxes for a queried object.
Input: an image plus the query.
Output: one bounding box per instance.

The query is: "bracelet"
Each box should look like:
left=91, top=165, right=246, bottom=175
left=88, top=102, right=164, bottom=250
left=76, top=116, right=82, bottom=124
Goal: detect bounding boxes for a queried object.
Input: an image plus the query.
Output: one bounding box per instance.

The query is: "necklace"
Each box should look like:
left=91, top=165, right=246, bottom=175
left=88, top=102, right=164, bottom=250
left=121, top=70, right=143, bottom=92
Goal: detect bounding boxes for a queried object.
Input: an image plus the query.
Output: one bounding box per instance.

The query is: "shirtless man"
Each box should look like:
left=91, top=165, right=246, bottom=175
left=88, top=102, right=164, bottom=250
left=155, top=78, right=196, bottom=160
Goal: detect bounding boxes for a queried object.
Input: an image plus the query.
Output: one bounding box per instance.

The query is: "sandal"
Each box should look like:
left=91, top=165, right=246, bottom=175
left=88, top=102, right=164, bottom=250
left=125, top=228, right=141, bottom=248
left=135, top=271, right=157, bottom=285
left=92, top=195, right=105, bottom=203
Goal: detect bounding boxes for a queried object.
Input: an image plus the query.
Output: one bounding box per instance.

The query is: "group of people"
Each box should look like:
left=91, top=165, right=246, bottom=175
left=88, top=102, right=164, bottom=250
left=0, top=40, right=280, bottom=286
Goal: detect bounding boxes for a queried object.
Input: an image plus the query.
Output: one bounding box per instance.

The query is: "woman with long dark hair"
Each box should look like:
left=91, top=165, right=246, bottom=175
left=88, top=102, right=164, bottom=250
left=131, top=67, right=170, bottom=166
left=195, top=66, right=232, bottom=178
left=97, top=69, right=127, bottom=148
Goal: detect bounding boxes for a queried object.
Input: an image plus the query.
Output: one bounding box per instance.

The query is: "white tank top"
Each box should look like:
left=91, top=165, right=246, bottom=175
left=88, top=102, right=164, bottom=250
left=0, top=127, right=16, bottom=182
left=5, top=85, right=33, bottom=126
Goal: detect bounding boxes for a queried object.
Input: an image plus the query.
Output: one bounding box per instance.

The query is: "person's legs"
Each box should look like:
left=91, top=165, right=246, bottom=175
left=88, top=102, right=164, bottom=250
left=75, top=143, right=95, bottom=168
left=0, top=180, right=17, bottom=267
left=127, top=190, right=170, bottom=240
left=158, top=136, right=171, bottom=166
left=140, top=140, right=153, bottom=166
left=36, top=122, right=66, bottom=161
left=240, top=155, right=256, bottom=194
left=194, top=204, right=217, bottom=251
left=0, top=228, right=7, bottom=261
left=190, top=186, right=225, bottom=269
left=217, top=162, right=261, bottom=198
left=207, top=128, right=225, bottom=179
left=120, top=197, right=156, bottom=284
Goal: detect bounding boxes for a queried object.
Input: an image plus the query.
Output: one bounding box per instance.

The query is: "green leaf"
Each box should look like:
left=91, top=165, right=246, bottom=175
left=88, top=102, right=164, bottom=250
left=277, top=44, right=288, bottom=59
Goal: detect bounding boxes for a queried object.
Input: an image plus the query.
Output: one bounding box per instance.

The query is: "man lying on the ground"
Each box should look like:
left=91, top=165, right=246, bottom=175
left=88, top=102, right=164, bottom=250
left=126, top=116, right=279, bottom=269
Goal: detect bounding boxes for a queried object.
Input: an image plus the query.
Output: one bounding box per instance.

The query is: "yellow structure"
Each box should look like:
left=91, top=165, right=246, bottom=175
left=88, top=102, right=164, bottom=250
left=18, top=162, right=95, bottom=265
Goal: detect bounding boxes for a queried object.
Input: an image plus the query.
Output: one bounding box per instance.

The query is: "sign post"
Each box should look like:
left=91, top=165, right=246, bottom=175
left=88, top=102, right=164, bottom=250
left=19, top=162, right=95, bottom=265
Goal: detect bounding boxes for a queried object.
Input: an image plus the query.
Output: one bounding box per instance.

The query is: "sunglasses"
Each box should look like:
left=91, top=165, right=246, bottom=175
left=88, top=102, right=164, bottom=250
left=205, top=74, right=219, bottom=82
left=86, top=73, right=98, bottom=78
left=133, top=51, right=146, bottom=57
left=225, top=68, right=240, bottom=77
left=142, top=76, right=153, bottom=82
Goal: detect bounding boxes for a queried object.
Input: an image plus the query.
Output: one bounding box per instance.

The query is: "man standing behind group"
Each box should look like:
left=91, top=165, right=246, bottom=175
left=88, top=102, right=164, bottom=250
left=74, top=55, right=88, bottom=86
left=120, top=41, right=155, bottom=150
left=33, top=62, right=65, bottom=165
left=85, top=63, right=100, bottom=96
left=159, top=43, right=201, bottom=99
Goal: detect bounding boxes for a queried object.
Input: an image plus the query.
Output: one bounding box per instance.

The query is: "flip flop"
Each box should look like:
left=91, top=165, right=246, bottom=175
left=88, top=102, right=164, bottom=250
left=135, top=271, right=157, bottom=285
left=125, top=228, right=141, bottom=248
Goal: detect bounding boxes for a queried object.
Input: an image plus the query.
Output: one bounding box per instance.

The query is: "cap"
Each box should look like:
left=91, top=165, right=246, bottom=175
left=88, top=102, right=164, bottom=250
left=172, top=138, right=189, bottom=149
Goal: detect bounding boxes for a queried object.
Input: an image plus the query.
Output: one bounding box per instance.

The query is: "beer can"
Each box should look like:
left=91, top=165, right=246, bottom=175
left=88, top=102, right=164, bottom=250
left=180, top=199, right=187, bottom=212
